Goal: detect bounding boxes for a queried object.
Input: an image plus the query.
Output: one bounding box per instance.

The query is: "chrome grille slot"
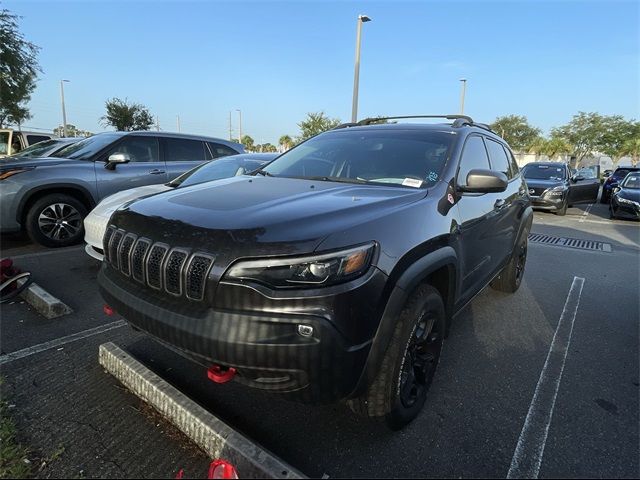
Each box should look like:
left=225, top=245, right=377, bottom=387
left=108, top=230, right=124, bottom=268
left=146, top=243, right=169, bottom=290
left=131, top=238, right=151, bottom=283
left=185, top=254, right=214, bottom=301
left=103, top=226, right=116, bottom=262
left=118, top=233, right=136, bottom=276
left=164, top=249, right=188, bottom=296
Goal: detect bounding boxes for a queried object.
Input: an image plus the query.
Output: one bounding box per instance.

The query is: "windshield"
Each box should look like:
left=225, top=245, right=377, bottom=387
left=12, top=139, right=60, bottom=158
left=261, top=130, right=454, bottom=188
left=621, top=174, right=640, bottom=189
left=51, top=134, right=121, bottom=160
left=168, top=156, right=268, bottom=188
left=522, top=164, right=567, bottom=181
left=612, top=168, right=635, bottom=180
left=0, top=132, right=9, bottom=155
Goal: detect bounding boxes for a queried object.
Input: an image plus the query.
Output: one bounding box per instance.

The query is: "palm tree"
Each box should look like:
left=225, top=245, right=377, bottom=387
left=617, top=137, right=640, bottom=167
left=278, top=135, right=293, bottom=152
left=528, top=137, right=573, bottom=161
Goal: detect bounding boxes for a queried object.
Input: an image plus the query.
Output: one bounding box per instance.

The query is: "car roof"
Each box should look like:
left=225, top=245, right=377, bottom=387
left=525, top=162, right=567, bottom=167
left=89, top=130, right=239, bottom=145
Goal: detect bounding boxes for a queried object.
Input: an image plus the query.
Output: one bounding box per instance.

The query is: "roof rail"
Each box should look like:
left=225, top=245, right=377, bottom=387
left=332, top=122, right=360, bottom=130
left=358, top=114, right=473, bottom=126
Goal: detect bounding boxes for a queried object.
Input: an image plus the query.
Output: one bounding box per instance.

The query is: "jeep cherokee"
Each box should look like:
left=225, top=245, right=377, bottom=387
left=98, top=115, right=532, bottom=429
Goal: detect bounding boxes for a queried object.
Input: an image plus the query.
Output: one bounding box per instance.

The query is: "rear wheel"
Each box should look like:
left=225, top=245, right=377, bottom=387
left=348, top=284, right=445, bottom=430
left=25, top=193, right=87, bottom=247
left=491, top=235, right=528, bottom=293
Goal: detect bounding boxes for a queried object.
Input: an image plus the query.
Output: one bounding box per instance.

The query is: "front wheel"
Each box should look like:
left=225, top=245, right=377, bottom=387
left=491, top=235, right=528, bottom=293
left=348, top=284, right=445, bottom=430
left=555, top=201, right=567, bottom=216
left=25, top=193, right=88, bottom=247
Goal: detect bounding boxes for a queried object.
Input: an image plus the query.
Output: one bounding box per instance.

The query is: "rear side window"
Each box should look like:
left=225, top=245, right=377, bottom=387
left=504, top=146, right=519, bottom=178
left=457, top=136, right=490, bottom=186
left=207, top=142, right=240, bottom=159
left=27, top=135, right=51, bottom=145
left=165, top=138, right=207, bottom=161
left=485, top=138, right=511, bottom=179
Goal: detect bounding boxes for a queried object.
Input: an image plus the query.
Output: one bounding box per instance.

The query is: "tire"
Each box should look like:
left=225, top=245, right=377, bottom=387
left=348, top=284, right=445, bottom=430
left=555, top=201, right=567, bottom=216
left=491, top=235, right=528, bottom=293
left=25, top=193, right=88, bottom=248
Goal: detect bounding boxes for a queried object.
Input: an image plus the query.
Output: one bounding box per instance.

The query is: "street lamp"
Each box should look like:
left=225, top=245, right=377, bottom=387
left=459, top=78, right=467, bottom=115
left=236, top=109, right=242, bottom=145
left=351, top=14, right=371, bottom=123
left=60, top=79, right=70, bottom=137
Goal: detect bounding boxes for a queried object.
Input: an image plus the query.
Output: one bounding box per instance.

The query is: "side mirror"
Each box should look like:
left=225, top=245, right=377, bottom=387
left=571, top=174, right=584, bottom=182
left=613, top=186, right=621, bottom=193
left=459, top=169, right=508, bottom=193
left=105, top=152, right=131, bottom=170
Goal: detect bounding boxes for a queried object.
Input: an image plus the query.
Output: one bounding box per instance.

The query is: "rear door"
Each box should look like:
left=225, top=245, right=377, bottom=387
left=94, top=135, right=167, bottom=200
left=163, top=138, right=209, bottom=181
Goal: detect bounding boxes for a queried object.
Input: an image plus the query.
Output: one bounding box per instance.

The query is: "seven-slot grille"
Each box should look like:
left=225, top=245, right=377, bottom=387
left=103, top=226, right=214, bottom=301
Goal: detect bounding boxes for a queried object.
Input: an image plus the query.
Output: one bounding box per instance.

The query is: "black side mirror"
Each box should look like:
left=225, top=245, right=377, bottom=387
left=571, top=174, right=584, bottom=182
left=105, top=152, right=131, bottom=170
left=459, top=169, right=508, bottom=193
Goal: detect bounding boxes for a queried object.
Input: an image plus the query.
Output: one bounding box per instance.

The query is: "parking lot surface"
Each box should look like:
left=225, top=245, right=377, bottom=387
left=1, top=202, right=638, bottom=478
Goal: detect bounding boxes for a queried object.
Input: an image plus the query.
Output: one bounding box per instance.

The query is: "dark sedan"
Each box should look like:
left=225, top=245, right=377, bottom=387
left=522, top=162, right=600, bottom=215
left=601, top=166, right=640, bottom=203
left=610, top=172, right=640, bottom=220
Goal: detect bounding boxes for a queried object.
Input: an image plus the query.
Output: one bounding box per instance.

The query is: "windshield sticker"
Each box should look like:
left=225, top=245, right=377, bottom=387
left=402, top=178, right=423, bottom=188
left=427, top=171, right=438, bottom=182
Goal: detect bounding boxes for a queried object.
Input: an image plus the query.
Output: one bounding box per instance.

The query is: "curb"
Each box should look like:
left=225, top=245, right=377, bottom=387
left=98, top=342, right=306, bottom=479
left=17, top=278, right=73, bottom=319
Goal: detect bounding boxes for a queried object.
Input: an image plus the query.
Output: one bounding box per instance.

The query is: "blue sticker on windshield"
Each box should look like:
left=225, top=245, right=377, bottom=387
left=427, top=171, right=438, bottom=182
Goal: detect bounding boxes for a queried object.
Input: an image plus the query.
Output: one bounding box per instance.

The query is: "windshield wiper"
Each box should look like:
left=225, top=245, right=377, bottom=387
left=300, top=176, right=369, bottom=185
left=254, top=170, right=276, bottom=177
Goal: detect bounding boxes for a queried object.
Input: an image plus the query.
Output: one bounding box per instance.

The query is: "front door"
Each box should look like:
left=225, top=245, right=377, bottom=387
left=94, top=136, right=167, bottom=201
left=568, top=174, right=600, bottom=204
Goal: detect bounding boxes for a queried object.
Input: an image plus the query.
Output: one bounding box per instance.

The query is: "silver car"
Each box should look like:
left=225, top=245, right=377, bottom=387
left=0, top=131, right=243, bottom=247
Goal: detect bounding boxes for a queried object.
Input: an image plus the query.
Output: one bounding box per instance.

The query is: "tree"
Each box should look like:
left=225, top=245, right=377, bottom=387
left=278, top=135, right=293, bottom=151
left=53, top=124, right=92, bottom=137
left=297, top=112, right=341, bottom=142
left=100, top=97, right=154, bottom=131
left=241, top=135, right=255, bottom=152
left=600, top=117, right=638, bottom=167
left=489, top=115, right=541, bottom=152
left=0, top=9, right=42, bottom=128
left=528, top=136, right=573, bottom=161
left=617, top=137, right=640, bottom=167
left=551, top=112, right=608, bottom=168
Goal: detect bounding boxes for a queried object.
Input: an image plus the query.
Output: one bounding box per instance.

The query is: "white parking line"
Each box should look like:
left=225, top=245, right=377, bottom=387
left=3, top=245, right=84, bottom=260
left=0, top=320, right=126, bottom=366
left=507, top=276, right=585, bottom=479
left=578, top=204, right=594, bottom=223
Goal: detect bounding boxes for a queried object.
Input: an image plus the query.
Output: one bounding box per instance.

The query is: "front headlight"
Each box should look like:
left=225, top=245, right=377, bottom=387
left=0, top=167, right=35, bottom=180
left=546, top=186, right=566, bottom=197
left=616, top=196, right=640, bottom=207
left=223, top=243, right=375, bottom=289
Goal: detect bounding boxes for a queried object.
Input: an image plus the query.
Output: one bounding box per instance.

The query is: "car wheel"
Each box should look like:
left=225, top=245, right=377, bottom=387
left=491, top=234, right=528, bottom=293
left=348, top=284, right=445, bottom=430
left=555, top=201, right=567, bottom=216
left=25, top=193, right=88, bottom=248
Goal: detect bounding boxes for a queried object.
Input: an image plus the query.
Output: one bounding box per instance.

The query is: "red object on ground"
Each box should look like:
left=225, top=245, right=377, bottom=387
left=103, top=304, right=115, bottom=316
left=208, top=459, right=239, bottom=479
left=0, top=258, right=20, bottom=292
left=207, top=365, right=237, bottom=383
left=175, top=469, right=185, bottom=479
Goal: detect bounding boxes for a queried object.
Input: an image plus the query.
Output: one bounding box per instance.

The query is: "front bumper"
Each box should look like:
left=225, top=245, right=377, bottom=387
left=529, top=194, right=565, bottom=211
left=83, top=211, right=108, bottom=259
left=98, top=264, right=387, bottom=403
left=611, top=199, right=640, bottom=220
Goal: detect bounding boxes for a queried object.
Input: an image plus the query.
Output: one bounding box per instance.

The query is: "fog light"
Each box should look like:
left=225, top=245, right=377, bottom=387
left=297, top=325, right=314, bottom=337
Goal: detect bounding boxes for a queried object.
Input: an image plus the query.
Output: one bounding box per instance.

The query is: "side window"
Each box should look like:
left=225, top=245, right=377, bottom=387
left=504, top=146, right=520, bottom=178
left=27, top=135, right=50, bottom=145
left=165, top=138, right=207, bottom=161
left=107, top=136, right=159, bottom=163
left=457, top=135, right=490, bottom=187
left=207, top=142, right=240, bottom=159
left=485, top=138, right=511, bottom=179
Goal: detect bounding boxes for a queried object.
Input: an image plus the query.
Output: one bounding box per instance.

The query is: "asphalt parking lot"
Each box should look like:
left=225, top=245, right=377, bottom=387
left=1, top=202, right=638, bottom=479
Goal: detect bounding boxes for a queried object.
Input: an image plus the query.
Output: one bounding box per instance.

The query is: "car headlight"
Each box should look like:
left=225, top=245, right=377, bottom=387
left=223, top=243, right=375, bottom=289
left=0, top=167, right=35, bottom=180
left=545, top=186, right=566, bottom=197
left=616, top=196, right=640, bottom=207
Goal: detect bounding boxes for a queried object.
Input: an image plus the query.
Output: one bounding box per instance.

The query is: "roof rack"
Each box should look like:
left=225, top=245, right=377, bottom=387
left=332, top=115, right=494, bottom=133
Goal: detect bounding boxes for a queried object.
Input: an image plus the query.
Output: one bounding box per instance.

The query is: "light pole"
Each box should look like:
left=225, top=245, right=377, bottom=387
left=459, top=78, right=467, bottom=114
left=351, top=14, right=371, bottom=123
left=60, top=79, right=70, bottom=137
left=236, top=109, right=242, bottom=145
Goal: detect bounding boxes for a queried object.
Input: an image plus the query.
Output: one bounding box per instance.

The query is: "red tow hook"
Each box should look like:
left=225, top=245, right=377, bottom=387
left=207, top=365, right=236, bottom=384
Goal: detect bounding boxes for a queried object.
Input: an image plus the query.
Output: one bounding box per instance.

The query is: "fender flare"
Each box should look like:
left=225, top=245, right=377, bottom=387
left=16, top=183, right=96, bottom=224
left=350, top=246, right=458, bottom=398
left=515, top=205, right=534, bottom=250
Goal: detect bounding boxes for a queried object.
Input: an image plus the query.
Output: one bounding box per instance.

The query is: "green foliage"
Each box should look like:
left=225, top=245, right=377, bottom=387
left=0, top=9, right=42, bottom=128
left=490, top=115, right=541, bottom=151
left=617, top=137, right=640, bottom=167
left=528, top=136, right=573, bottom=160
left=241, top=135, right=255, bottom=151
left=297, top=112, right=341, bottom=142
left=0, top=387, right=31, bottom=478
left=100, top=98, right=154, bottom=131
left=53, top=124, right=92, bottom=137
left=278, top=135, right=293, bottom=150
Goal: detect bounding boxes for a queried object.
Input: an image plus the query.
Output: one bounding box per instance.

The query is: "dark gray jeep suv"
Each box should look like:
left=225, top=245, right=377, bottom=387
left=98, top=115, right=532, bottom=429
left=0, top=131, right=243, bottom=247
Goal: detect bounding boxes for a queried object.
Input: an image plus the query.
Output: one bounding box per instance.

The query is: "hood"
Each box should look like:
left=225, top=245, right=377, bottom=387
left=0, top=156, right=80, bottom=169
left=92, top=184, right=172, bottom=218
left=110, top=176, right=427, bottom=256
left=523, top=178, right=566, bottom=189
left=617, top=188, right=640, bottom=202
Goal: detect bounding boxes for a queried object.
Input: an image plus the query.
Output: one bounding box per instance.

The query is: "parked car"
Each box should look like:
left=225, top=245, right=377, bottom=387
left=521, top=162, right=600, bottom=215
left=0, top=129, right=57, bottom=157
left=5, top=137, right=81, bottom=159
left=0, top=131, right=243, bottom=247
left=610, top=172, right=640, bottom=220
left=97, top=115, right=533, bottom=430
left=84, top=153, right=278, bottom=260
left=601, top=166, right=640, bottom=203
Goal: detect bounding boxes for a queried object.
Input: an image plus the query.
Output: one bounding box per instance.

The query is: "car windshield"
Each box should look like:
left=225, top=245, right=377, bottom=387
left=12, top=139, right=61, bottom=158
left=260, top=129, right=454, bottom=188
left=168, top=156, right=268, bottom=188
left=621, top=174, right=640, bottom=189
left=51, top=134, right=121, bottom=160
left=613, top=168, right=634, bottom=180
left=522, top=164, right=567, bottom=181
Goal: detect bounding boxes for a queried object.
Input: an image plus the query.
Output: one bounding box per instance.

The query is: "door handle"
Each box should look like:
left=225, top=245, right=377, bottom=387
left=494, top=199, right=506, bottom=210
left=149, top=169, right=165, bottom=175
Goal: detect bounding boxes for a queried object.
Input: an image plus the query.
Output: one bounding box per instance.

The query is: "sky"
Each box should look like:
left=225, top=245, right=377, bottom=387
left=5, top=0, right=639, bottom=145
